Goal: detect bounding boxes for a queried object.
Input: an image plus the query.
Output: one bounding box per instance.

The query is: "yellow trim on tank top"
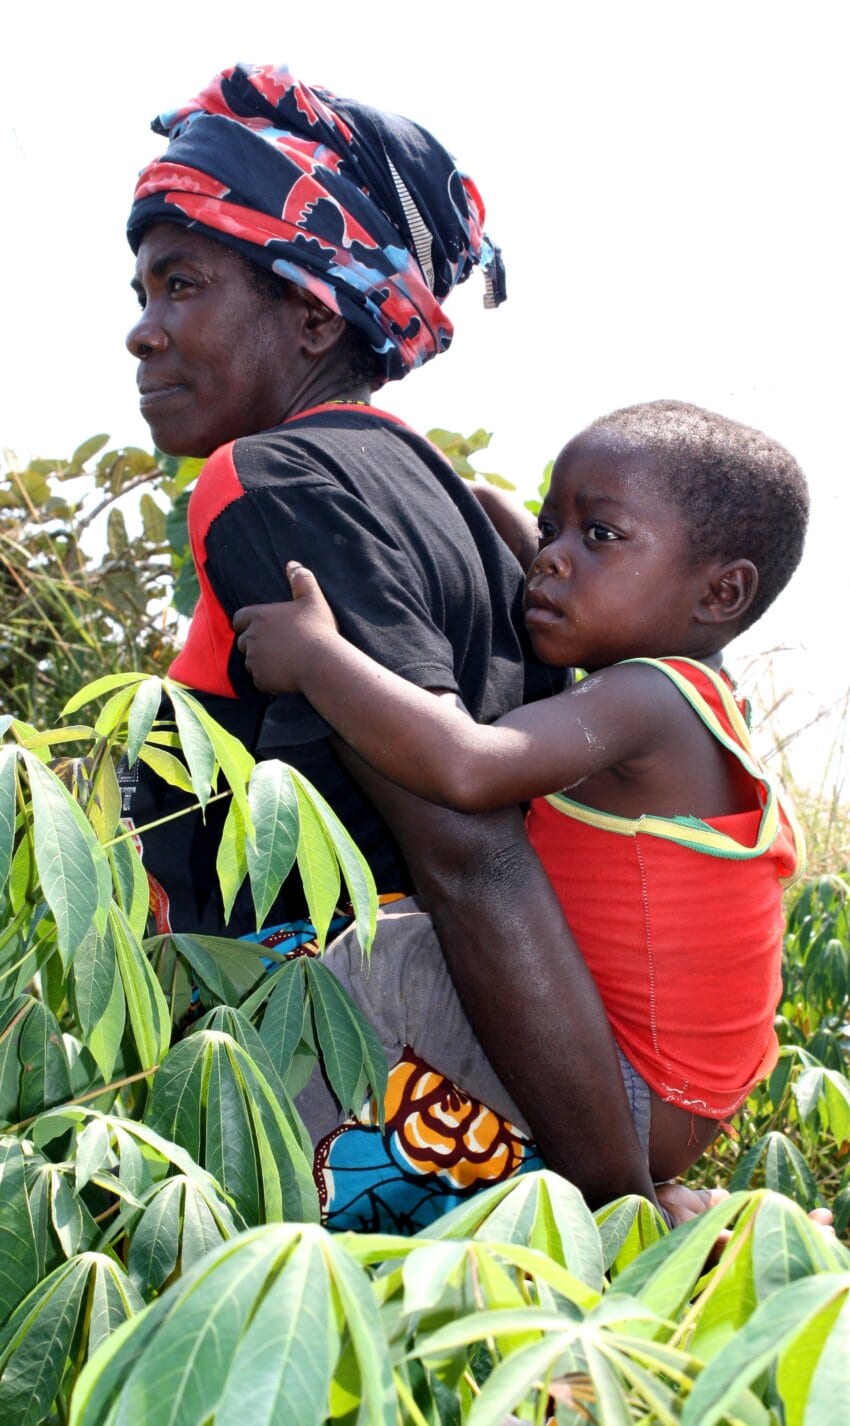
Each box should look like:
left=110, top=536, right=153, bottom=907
left=543, top=657, right=805, bottom=884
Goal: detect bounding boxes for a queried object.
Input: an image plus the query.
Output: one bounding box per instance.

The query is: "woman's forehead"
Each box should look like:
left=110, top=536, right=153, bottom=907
left=134, top=223, right=238, bottom=278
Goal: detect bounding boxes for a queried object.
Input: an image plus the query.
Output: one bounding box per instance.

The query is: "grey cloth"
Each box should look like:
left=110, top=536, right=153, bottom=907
left=615, top=1046, right=651, bottom=1158
left=296, top=897, right=654, bottom=1159
left=295, top=896, right=529, bottom=1141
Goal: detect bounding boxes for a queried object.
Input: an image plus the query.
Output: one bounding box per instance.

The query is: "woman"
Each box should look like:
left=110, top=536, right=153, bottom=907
left=123, top=61, right=667, bottom=1231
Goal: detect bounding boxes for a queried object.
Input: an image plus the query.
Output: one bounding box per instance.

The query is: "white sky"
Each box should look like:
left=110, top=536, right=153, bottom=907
left=2, top=0, right=847, bottom=795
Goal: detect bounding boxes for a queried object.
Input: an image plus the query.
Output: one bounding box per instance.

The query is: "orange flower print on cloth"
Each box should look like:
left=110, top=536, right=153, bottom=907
left=315, top=1049, right=542, bottom=1234
left=376, top=1055, right=529, bottom=1188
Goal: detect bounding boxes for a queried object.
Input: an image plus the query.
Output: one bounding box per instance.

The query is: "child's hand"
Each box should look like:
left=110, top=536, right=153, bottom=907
left=233, top=562, right=338, bottom=693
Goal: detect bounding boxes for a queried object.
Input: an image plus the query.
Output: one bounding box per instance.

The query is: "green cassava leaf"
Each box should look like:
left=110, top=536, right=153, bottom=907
left=0, top=1256, right=89, bottom=1425
left=751, top=1191, right=850, bottom=1301
left=682, top=1272, right=850, bottom=1426
left=93, top=685, right=144, bottom=739
left=0, top=1253, right=142, bottom=1426
left=776, top=1287, right=850, bottom=1426
left=70, top=926, right=125, bottom=1084
left=293, top=781, right=339, bottom=949
left=68, top=1231, right=291, bottom=1426
left=156, top=933, right=266, bottom=1008
left=136, top=743, right=195, bottom=794
left=167, top=681, right=254, bottom=827
left=614, top=1192, right=753, bottom=1320
left=195, top=1007, right=308, bottom=1150
left=17, top=999, right=73, bottom=1119
left=291, top=768, right=377, bottom=954
left=0, top=1141, right=40, bottom=1329
left=22, top=751, right=106, bottom=965
left=125, top=1178, right=184, bottom=1297
left=216, top=796, right=250, bottom=924
left=246, top=760, right=299, bottom=929
left=0, top=1001, right=33, bottom=1126
left=74, top=1121, right=112, bottom=1193
left=110, top=904, right=170, bottom=1073
left=214, top=1230, right=339, bottom=1426
left=304, top=958, right=388, bottom=1122
left=0, top=748, right=17, bottom=893
left=146, top=1031, right=318, bottom=1226
left=258, top=960, right=307, bottom=1082
left=166, top=686, right=216, bottom=811
left=86, top=755, right=122, bottom=845
left=125, top=677, right=163, bottom=769
left=108, top=836, right=149, bottom=940
left=595, top=1195, right=667, bottom=1275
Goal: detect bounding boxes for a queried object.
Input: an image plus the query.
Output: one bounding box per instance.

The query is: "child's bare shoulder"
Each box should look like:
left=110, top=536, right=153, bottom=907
left=561, top=660, right=700, bottom=731
left=559, top=661, right=731, bottom=813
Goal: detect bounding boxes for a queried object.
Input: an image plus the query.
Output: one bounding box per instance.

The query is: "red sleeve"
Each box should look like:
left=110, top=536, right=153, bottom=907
left=168, top=443, right=244, bottom=696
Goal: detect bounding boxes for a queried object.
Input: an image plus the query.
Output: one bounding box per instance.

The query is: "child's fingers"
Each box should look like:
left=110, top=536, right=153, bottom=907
left=232, top=606, right=256, bottom=635
left=286, top=560, right=316, bottom=599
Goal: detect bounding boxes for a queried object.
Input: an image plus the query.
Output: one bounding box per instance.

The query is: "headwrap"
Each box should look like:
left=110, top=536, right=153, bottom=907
left=127, top=63, right=506, bottom=382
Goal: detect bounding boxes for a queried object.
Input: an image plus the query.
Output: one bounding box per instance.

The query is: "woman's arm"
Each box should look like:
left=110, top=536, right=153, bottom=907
left=338, top=747, right=660, bottom=1209
left=233, top=562, right=657, bottom=809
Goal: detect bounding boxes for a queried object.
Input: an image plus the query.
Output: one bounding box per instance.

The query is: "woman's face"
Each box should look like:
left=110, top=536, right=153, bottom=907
left=127, top=225, right=307, bottom=457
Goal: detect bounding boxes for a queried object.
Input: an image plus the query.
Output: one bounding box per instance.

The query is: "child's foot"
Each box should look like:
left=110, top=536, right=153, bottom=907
left=655, top=1180, right=729, bottom=1230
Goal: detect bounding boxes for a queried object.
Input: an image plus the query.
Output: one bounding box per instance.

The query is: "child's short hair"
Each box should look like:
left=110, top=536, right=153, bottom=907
left=586, top=400, right=809, bottom=631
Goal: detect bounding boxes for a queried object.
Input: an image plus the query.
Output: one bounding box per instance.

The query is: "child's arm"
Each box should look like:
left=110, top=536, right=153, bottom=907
left=233, top=562, right=663, bottom=811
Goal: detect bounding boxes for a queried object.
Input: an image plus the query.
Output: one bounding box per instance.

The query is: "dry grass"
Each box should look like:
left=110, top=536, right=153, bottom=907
left=738, top=648, right=849, bottom=876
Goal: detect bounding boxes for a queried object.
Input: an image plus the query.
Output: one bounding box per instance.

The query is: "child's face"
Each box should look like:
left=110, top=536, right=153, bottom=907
left=524, top=434, right=710, bottom=671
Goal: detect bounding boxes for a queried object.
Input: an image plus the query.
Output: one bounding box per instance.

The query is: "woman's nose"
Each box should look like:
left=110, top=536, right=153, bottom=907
left=126, top=308, right=168, bottom=358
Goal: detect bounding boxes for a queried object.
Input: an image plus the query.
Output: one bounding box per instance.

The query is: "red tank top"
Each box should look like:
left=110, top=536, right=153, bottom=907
left=525, top=658, right=803, bottom=1118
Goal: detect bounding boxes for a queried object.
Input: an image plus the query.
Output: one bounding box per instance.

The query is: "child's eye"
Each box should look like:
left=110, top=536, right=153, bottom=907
left=585, top=523, right=619, bottom=544
left=537, top=516, right=558, bottom=542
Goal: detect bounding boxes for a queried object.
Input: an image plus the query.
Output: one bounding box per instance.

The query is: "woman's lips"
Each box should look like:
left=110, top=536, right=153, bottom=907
left=138, top=383, right=188, bottom=411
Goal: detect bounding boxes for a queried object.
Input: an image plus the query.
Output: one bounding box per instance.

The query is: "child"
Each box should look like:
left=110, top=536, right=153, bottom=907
left=233, top=399, right=809, bottom=1186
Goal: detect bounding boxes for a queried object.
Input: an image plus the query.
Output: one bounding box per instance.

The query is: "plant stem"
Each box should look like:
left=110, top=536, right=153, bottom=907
left=392, top=1369, right=432, bottom=1426
left=7, top=1066, right=158, bottom=1134
left=103, top=789, right=232, bottom=848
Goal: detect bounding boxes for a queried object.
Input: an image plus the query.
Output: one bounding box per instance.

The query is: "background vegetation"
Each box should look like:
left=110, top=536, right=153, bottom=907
left=1, top=437, right=847, bottom=1424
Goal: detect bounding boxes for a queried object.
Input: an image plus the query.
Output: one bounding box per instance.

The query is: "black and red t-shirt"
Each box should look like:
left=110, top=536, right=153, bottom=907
left=122, top=404, right=560, bottom=935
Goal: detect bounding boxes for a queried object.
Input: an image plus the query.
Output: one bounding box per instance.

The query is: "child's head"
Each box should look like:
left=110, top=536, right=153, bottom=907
left=525, top=400, right=808, bottom=671
left=584, top=400, right=809, bottom=632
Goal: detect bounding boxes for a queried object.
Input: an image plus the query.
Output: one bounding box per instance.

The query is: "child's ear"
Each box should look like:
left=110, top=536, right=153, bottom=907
left=696, top=559, right=758, bottom=626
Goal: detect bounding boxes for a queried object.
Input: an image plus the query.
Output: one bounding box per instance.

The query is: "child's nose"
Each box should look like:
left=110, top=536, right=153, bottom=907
left=531, top=541, right=571, bottom=578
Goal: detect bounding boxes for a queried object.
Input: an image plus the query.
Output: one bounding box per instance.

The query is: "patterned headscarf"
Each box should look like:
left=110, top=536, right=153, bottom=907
left=127, top=63, right=506, bottom=382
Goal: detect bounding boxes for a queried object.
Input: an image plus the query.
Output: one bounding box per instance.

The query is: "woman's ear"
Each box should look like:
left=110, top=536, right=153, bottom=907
left=696, top=559, right=758, bottom=627
left=289, top=286, right=348, bottom=358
